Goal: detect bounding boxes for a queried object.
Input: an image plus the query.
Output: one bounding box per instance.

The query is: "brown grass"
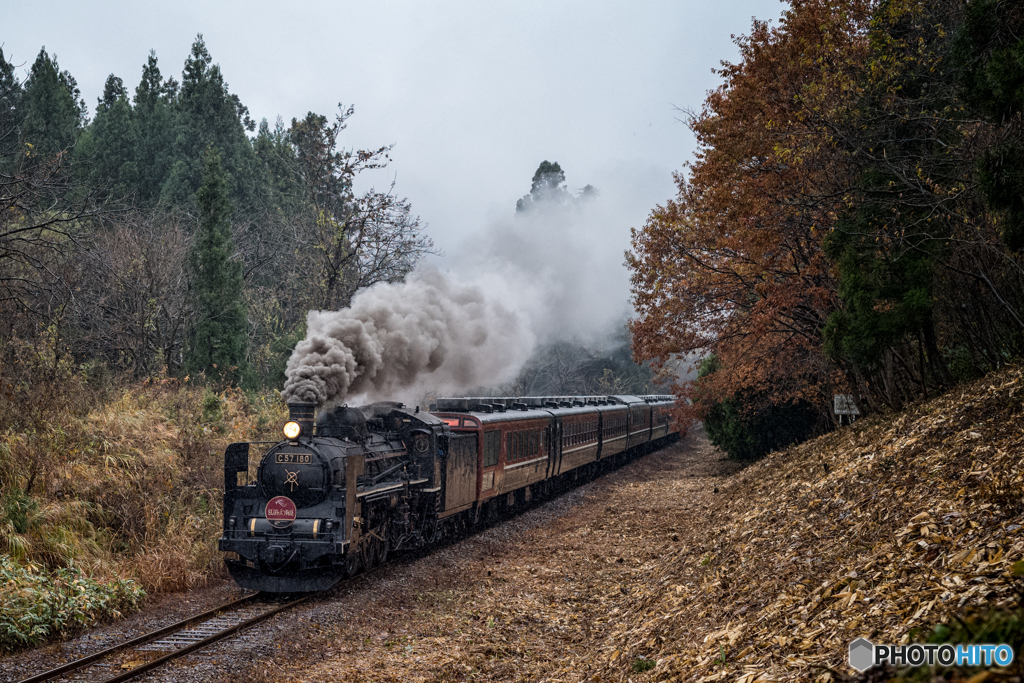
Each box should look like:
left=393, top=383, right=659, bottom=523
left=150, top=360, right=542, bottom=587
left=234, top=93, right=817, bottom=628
left=0, top=336, right=287, bottom=595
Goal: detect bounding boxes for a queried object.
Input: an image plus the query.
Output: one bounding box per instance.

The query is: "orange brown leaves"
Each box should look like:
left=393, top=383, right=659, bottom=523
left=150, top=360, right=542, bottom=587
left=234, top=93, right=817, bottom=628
left=628, top=0, right=874, bottom=420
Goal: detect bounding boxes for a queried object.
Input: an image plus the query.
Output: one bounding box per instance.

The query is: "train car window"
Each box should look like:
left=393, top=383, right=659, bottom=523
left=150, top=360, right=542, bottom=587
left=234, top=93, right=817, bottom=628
left=484, top=431, right=500, bottom=467
left=514, top=431, right=521, bottom=461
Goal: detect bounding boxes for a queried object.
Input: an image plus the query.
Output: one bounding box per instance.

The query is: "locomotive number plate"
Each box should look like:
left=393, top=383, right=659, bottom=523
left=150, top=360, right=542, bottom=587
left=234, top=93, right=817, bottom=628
left=275, top=452, right=312, bottom=464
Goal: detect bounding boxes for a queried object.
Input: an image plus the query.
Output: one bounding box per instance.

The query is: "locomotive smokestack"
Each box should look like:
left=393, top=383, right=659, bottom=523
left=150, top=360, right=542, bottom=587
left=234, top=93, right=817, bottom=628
left=287, top=401, right=316, bottom=438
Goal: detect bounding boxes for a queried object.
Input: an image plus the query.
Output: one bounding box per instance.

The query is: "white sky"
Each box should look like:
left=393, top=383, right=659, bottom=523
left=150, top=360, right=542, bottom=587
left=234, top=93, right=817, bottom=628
left=5, top=0, right=786, bottom=293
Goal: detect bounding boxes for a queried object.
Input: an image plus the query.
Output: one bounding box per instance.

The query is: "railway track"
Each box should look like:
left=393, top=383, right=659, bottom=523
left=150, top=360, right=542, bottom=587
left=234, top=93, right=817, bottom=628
left=17, top=593, right=310, bottom=683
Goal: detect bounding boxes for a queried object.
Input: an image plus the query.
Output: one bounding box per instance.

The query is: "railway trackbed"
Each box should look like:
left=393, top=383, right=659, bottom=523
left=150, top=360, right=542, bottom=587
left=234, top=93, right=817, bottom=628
left=17, top=593, right=310, bottom=683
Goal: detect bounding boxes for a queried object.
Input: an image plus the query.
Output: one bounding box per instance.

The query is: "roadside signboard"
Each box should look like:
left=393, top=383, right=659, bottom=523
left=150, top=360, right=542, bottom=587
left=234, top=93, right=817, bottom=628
left=834, top=394, right=860, bottom=416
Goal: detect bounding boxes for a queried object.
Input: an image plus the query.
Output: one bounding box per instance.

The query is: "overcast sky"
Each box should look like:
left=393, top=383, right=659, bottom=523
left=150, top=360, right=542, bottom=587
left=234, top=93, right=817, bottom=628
left=5, top=0, right=786, bottom=305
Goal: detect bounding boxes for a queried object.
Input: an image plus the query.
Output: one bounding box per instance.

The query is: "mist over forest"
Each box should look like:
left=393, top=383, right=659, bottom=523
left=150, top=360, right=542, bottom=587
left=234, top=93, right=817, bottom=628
left=0, top=36, right=658, bottom=408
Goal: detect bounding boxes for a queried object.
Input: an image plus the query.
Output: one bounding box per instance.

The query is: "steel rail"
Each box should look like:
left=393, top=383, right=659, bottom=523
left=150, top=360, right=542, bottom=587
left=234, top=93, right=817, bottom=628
left=16, top=592, right=282, bottom=683
left=98, top=596, right=310, bottom=683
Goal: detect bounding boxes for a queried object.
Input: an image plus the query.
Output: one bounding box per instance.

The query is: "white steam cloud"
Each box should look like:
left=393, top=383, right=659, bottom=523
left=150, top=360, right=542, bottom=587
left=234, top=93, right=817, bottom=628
left=281, top=269, right=533, bottom=406
left=283, top=166, right=654, bottom=406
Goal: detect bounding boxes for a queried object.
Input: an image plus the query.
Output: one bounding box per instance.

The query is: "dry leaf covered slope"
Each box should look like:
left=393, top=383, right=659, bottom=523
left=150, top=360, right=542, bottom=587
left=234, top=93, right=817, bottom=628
left=598, top=367, right=1024, bottom=680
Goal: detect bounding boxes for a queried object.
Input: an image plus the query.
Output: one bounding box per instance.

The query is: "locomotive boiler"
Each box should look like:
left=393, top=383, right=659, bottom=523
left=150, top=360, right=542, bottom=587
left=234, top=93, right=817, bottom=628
left=219, top=394, right=680, bottom=593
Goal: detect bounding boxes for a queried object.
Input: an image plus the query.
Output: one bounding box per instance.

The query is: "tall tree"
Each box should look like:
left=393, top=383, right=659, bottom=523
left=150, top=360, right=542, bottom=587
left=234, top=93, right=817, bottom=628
left=0, top=48, right=21, bottom=139
left=160, top=35, right=256, bottom=208
left=20, top=48, right=86, bottom=157
left=186, top=147, right=249, bottom=384
left=0, top=53, right=99, bottom=331
left=954, top=0, right=1024, bottom=250
left=516, top=160, right=571, bottom=213
left=132, top=51, right=175, bottom=202
left=79, top=74, right=139, bottom=198
left=628, top=0, right=869, bottom=427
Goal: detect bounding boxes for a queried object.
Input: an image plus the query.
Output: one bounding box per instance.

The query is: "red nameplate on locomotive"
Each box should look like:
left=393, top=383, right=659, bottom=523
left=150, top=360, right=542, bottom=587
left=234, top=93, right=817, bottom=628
left=265, top=496, right=297, bottom=528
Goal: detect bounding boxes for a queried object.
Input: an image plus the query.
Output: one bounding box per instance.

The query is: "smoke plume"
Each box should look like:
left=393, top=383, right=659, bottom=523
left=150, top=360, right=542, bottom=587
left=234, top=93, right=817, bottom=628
left=282, top=269, right=532, bottom=406
left=283, top=163, right=659, bottom=405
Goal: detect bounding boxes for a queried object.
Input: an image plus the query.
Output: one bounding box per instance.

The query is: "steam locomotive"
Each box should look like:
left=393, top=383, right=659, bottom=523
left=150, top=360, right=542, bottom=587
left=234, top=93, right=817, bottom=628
left=219, top=395, right=681, bottom=592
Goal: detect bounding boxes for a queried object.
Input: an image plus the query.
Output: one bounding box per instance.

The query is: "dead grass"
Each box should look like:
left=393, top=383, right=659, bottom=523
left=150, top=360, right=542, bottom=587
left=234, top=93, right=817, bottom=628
left=0, top=339, right=287, bottom=595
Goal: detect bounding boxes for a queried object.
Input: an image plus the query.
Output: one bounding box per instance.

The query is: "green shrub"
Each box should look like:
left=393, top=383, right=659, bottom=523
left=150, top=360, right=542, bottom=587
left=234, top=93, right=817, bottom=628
left=698, top=356, right=822, bottom=461
left=200, top=389, right=223, bottom=423
left=895, top=602, right=1024, bottom=681
left=0, top=554, right=144, bottom=652
left=632, top=656, right=656, bottom=673
left=1, top=489, right=36, bottom=535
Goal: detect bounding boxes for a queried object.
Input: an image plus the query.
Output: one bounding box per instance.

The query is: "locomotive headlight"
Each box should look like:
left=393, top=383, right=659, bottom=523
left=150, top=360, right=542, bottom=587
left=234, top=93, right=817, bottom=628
left=283, top=421, right=302, bottom=439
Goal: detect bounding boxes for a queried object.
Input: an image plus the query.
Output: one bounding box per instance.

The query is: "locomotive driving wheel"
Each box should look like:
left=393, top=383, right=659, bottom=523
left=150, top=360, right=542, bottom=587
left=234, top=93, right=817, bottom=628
left=362, top=527, right=388, bottom=568
left=344, top=546, right=362, bottom=577
left=371, top=533, right=388, bottom=567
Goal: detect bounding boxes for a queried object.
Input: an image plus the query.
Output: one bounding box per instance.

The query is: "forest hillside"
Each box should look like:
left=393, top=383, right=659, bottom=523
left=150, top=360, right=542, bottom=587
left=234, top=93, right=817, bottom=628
left=587, top=367, right=1024, bottom=680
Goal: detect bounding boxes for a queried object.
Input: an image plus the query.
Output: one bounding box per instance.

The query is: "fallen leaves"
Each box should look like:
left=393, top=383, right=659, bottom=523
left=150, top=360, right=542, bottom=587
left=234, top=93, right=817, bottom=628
left=258, top=366, right=1024, bottom=682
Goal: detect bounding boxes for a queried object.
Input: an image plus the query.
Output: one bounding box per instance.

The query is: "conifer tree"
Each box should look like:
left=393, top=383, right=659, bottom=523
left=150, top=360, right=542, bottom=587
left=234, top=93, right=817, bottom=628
left=0, top=48, right=21, bottom=135
left=186, top=146, right=249, bottom=384
left=133, top=51, right=175, bottom=202
left=81, top=74, right=139, bottom=197
left=21, top=48, right=86, bottom=156
left=161, top=35, right=257, bottom=208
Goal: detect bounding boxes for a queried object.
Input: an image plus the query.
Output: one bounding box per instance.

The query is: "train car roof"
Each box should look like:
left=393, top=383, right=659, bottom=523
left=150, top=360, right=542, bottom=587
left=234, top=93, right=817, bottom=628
left=433, top=401, right=622, bottom=425
left=432, top=408, right=554, bottom=425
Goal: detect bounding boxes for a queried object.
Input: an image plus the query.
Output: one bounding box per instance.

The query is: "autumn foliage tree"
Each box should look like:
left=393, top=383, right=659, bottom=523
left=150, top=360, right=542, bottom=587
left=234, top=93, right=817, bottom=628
left=628, top=0, right=872, bottom=430
left=629, top=0, right=1024, bottom=439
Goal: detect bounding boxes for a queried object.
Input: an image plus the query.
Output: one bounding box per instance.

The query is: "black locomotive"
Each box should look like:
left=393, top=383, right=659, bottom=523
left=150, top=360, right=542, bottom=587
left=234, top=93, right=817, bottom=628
left=219, top=394, right=680, bottom=592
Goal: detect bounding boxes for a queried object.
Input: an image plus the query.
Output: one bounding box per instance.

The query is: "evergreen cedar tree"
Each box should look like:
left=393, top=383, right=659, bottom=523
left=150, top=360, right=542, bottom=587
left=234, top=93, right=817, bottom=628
left=516, top=160, right=597, bottom=213
left=20, top=48, right=87, bottom=158
left=186, top=147, right=250, bottom=385
left=628, top=0, right=1024, bottom=446
left=1, top=34, right=435, bottom=386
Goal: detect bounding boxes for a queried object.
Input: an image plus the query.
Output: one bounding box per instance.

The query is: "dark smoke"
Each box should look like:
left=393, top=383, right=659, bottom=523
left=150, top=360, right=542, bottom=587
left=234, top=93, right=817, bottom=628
left=282, top=269, right=532, bottom=406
